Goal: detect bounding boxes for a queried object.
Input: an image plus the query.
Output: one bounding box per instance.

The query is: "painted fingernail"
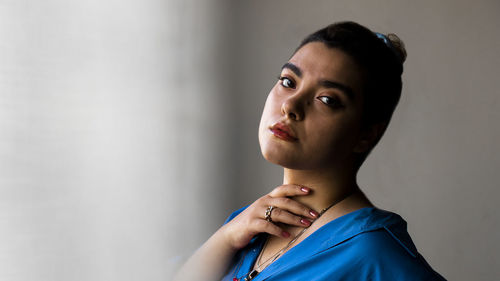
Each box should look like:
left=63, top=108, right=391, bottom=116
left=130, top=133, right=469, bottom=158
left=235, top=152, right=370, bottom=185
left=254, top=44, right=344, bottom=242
left=300, top=187, right=309, bottom=193
left=300, top=218, right=311, bottom=226
left=282, top=231, right=290, bottom=238
left=309, top=210, right=319, bottom=218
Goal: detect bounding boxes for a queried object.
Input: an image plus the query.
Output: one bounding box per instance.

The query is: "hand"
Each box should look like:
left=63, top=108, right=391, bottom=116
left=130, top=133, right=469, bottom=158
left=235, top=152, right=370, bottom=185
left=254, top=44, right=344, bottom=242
left=219, top=184, right=319, bottom=251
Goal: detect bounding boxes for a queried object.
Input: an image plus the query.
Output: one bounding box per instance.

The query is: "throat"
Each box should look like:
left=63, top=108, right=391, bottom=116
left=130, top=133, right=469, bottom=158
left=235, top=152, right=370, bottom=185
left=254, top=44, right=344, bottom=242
left=282, top=168, right=360, bottom=213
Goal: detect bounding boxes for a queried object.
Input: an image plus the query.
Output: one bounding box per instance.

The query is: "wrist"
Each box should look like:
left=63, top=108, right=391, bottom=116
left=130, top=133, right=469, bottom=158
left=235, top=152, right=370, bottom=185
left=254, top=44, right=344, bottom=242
left=216, top=224, right=242, bottom=252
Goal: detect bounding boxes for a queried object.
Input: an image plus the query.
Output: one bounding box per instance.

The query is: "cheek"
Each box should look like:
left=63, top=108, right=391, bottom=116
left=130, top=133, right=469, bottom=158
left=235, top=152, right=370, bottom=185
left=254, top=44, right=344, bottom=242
left=307, top=116, right=362, bottom=154
left=259, top=89, right=280, bottom=128
left=258, top=92, right=275, bottom=143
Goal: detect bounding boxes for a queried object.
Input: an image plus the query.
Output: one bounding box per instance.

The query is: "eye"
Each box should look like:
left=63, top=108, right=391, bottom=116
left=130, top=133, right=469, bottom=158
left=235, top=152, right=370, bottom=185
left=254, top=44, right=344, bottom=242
left=318, top=96, right=344, bottom=108
left=278, top=76, right=296, bottom=89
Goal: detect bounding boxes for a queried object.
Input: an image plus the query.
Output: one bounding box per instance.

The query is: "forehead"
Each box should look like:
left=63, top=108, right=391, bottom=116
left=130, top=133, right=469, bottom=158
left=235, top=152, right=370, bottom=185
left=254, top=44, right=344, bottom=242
left=288, top=42, right=364, bottom=95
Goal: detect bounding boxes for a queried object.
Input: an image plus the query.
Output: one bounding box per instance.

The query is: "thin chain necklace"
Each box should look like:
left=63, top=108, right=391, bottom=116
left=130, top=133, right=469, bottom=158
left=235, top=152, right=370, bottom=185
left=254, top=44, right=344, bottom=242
left=234, top=191, right=353, bottom=281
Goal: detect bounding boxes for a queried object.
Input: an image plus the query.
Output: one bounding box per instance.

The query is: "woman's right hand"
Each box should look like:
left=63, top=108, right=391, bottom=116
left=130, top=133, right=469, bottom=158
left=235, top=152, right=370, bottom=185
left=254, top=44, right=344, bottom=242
left=219, top=184, right=320, bottom=251
left=173, top=184, right=318, bottom=281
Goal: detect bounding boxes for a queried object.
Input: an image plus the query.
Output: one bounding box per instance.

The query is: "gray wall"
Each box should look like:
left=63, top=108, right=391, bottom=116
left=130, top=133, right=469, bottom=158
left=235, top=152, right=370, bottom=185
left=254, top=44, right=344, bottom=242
left=227, top=2, right=500, bottom=280
left=1, top=1, right=499, bottom=281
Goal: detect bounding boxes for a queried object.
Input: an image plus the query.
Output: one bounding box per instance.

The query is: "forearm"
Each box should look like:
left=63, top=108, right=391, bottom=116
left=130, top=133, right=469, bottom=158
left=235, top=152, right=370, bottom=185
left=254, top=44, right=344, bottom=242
left=173, top=226, right=238, bottom=281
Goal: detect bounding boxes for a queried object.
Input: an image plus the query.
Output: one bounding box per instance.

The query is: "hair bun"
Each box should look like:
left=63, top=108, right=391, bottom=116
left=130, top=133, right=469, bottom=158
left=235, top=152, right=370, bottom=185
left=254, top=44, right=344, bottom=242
left=386, top=33, right=407, bottom=64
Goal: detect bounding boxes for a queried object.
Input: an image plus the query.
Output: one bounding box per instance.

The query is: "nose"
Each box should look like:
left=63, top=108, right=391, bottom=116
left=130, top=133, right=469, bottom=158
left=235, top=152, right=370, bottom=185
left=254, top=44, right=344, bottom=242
left=281, top=90, right=309, bottom=121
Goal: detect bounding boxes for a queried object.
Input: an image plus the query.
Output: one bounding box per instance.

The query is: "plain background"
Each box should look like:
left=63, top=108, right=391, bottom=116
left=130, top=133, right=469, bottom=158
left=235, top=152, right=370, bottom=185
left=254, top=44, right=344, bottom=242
left=1, top=0, right=499, bottom=280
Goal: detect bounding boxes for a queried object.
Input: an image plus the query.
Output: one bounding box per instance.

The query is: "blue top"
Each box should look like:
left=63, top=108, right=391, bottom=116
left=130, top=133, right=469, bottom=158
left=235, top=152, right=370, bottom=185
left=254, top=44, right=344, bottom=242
left=221, top=206, right=446, bottom=281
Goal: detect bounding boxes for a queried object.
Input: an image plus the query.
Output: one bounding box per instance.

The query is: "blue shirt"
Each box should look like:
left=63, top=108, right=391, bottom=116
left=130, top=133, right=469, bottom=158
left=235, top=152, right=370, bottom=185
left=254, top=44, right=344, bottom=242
left=221, top=206, right=446, bottom=281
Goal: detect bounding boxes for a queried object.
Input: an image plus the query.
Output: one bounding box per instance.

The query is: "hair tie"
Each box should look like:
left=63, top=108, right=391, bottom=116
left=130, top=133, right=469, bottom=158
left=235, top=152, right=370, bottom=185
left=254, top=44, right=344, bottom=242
left=374, top=32, right=403, bottom=63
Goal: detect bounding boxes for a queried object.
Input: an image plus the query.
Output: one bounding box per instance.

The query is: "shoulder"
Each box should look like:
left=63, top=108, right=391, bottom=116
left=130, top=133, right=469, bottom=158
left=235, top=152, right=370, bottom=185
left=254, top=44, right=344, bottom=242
left=314, top=207, right=446, bottom=280
left=338, top=220, right=446, bottom=280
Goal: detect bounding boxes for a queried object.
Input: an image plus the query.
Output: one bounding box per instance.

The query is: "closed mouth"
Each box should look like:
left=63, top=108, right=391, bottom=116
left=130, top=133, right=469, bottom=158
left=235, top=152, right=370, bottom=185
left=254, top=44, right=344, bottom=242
left=269, top=122, right=298, bottom=141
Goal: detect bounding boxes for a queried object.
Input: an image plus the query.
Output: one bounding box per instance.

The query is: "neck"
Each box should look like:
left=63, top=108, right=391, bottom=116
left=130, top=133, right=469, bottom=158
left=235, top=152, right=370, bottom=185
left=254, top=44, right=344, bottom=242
left=283, top=167, right=360, bottom=213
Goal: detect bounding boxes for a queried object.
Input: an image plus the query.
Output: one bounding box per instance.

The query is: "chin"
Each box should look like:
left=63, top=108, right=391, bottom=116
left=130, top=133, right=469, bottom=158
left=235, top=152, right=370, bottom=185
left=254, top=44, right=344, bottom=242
left=260, top=145, right=310, bottom=170
left=259, top=133, right=304, bottom=169
left=260, top=142, right=351, bottom=172
left=262, top=155, right=302, bottom=169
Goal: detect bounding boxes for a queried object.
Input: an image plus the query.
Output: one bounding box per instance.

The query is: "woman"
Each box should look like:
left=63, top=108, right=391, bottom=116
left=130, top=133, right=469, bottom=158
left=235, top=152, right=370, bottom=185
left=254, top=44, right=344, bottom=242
left=173, top=21, right=446, bottom=281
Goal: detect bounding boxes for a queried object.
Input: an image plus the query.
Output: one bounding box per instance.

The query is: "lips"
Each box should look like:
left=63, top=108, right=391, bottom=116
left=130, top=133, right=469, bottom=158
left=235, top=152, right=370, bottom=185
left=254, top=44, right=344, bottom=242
left=269, top=122, right=298, bottom=142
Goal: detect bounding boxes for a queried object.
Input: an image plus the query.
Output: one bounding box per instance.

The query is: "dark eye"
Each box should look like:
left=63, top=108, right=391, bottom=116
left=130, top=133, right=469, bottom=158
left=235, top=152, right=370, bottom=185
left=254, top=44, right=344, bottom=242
left=278, top=76, right=295, bottom=88
left=318, top=96, right=344, bottom=108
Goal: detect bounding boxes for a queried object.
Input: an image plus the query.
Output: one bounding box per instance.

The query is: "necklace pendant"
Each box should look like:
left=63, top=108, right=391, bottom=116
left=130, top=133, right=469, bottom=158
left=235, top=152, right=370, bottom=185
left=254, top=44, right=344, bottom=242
left=244, top=269, right=259, bottom=280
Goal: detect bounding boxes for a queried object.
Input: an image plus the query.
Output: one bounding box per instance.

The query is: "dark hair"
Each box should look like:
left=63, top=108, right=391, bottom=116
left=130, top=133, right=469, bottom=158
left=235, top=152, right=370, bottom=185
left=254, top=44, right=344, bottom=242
left=297, top=21, right=407, bottom=165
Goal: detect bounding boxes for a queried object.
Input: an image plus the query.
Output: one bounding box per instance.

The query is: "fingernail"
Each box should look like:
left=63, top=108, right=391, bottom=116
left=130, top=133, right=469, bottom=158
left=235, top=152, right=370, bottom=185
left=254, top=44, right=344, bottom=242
left=309, top=210, right=319, bottom=218
left=300, top=187, right=309, bottom=193
left=300, top=218, right=311, bottom=226
left=282, top=231, right=290, bottom=238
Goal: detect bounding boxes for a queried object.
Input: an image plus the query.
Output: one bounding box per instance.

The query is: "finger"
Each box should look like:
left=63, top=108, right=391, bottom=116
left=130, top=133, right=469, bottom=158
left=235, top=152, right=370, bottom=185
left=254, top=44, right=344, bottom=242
left=267, top=196, right=319, bottom=219
left=266, top=206, right=313, bottom=227
left=268, top=184, right=311, bottom=198
left=254, top=219, right=290, bottom=238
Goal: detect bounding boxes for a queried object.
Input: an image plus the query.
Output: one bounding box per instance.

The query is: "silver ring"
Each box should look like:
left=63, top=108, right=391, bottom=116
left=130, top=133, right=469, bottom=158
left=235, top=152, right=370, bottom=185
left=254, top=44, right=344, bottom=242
left=265, top=206, right=275, bottom=222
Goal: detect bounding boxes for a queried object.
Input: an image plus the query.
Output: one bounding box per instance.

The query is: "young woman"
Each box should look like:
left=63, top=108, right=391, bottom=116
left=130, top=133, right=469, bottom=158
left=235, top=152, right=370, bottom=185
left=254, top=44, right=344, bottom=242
left=173, top=21, right=446, bottom=281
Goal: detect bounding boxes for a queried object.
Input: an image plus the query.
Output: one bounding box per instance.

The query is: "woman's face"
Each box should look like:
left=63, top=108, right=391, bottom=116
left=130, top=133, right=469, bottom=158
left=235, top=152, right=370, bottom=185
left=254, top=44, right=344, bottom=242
left=258, top=42, right=367, bottom=170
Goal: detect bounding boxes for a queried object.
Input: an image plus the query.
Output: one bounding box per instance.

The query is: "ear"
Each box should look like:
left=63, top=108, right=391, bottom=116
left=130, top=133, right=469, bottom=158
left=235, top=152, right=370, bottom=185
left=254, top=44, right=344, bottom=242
left=353, top=122, right=387, bottom=153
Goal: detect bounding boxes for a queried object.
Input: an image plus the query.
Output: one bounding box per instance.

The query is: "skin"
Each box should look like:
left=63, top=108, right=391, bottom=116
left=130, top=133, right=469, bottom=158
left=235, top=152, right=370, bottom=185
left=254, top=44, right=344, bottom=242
left=173, top=42, right=385, bottom=281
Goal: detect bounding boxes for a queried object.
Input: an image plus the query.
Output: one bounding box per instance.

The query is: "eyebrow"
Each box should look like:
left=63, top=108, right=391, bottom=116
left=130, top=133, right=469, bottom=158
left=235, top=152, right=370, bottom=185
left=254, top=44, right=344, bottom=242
left=281, top=62, right=355, bottom=101
left=281, top=62, right=303, bottom=78
left=319, top=80, right=355, bottom=101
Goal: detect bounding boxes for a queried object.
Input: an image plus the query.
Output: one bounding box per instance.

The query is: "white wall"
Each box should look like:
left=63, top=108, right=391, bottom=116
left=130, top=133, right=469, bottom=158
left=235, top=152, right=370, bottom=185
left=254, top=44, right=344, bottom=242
left=0, top=1, right=235, bottom=280
left=1, top=1, right=499, bottom=281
